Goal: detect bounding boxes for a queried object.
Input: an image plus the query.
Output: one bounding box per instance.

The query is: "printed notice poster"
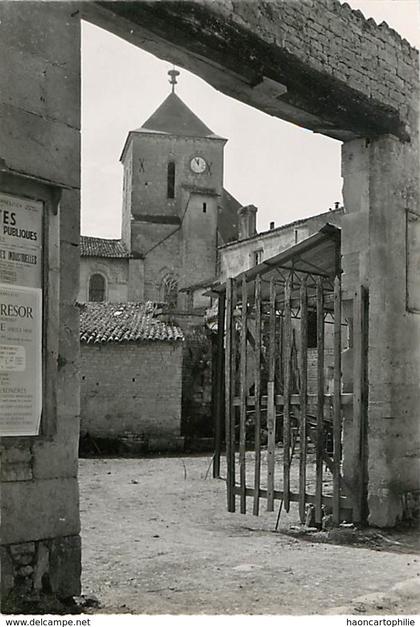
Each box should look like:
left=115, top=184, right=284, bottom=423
left=0, top=192, right=43, bottom=436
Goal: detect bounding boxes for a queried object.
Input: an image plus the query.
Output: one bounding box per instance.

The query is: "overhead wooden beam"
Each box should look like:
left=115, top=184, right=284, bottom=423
left=85, top=1, right=409, bottom=141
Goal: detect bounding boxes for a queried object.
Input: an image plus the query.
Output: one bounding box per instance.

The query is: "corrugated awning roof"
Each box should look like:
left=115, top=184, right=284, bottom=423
left=207, top=224, right=341, bottom=304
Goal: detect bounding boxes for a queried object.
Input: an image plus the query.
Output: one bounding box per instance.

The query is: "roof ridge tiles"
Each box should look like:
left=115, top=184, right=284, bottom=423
left=79, top=301, right=184, bottom=344
left=80, top=235, right=131, bottom=259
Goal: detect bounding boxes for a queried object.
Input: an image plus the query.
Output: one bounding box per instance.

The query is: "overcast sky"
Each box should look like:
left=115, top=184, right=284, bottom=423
left=81, top=1, right=420, bottom=238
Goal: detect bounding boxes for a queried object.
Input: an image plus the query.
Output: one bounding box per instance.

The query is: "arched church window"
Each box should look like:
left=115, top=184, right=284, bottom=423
left=167, top=161, right=175, bottom=199
left=89, top=273, right=106, bottom=302
left=161, top=274, right=178, bottom=310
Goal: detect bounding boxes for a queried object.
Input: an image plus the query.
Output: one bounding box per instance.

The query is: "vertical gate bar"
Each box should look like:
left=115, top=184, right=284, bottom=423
left=352, top=286, right=368, bottom=524
left=230, top=279, right=238, bottom=512
left=224, top=279, right=234, bottom=511
left=315, top=276, right=325, bottom=525
left=278, top=314, right=283, bottom=393
left=283, top=276, right=292, bottom=512
left=213, top=291, right=226, bottom=479
left=333, top=276, right=342, bottom=524
left=299, top=276, right=308, bottom=523
left=266, top=277, right=276, bottom=512
left=253, top=275, right=262, bottom=516
left=361, top=286, right=368, bottom=523
left=352, top=287, right=362, bottom=523
left=239, top=276, right=247, bottom=514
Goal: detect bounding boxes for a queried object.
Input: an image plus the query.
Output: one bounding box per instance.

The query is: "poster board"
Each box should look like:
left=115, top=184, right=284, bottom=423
left=0, top=191, right=43, bottom=436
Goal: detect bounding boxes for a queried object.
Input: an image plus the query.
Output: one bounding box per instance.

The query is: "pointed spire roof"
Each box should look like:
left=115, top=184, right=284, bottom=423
left=135, top=92, right=221, bottom=139
left=120, top=71, right=226, bottom=162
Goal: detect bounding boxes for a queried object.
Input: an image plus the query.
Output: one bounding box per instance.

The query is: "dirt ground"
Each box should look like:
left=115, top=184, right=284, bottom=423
left=79, top=455, right=420, bottom=615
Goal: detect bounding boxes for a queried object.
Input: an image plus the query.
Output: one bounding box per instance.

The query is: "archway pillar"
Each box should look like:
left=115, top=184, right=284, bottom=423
left=0, top=3, right=81, bottom=611
left=342, top=126, right=420, bottom=526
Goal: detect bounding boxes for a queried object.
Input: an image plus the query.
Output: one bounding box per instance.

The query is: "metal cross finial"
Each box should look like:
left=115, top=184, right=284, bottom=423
left=168, top=67, right=180, bottom=93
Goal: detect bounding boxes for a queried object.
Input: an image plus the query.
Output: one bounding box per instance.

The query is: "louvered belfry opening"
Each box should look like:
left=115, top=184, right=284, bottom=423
left=212, top=226, right=368, bottom=527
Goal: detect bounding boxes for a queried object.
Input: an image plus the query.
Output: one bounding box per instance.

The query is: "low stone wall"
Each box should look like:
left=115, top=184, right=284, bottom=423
left=80, top=341, right=183, bottom=441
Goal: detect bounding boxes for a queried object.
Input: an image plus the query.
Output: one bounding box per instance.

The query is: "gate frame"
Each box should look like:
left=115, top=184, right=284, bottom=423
left=212, top=225, right=369, bottom=525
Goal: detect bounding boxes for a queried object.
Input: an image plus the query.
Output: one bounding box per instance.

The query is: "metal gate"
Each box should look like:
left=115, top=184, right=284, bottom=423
left=212, top=228, right=368, bottom=526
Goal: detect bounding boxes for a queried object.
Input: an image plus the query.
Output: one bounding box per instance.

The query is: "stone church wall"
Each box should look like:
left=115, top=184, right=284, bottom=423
left=180, top=190, right=218, bottom=290
left=140, top=227, right=181, bottom=302
left=128, top=134, right=224, bottom=221
left=79, top=257, right=129, bottom=303
left=126, top=130, right=225, bottom=300
left=0, top=3, right=81, bottom=610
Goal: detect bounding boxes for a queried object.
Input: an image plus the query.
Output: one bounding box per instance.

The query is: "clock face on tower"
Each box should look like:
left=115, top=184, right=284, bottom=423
left=190, top=156, right=207, bottom=174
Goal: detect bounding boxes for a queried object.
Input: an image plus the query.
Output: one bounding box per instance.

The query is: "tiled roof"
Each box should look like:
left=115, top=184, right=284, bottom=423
left=80, top=236, right=130, bottom=258
left=79, top=302, right=184, bottom=344
left=139, top=92, right=221, bottom=139
left=120, top=93, right=225, bottom=161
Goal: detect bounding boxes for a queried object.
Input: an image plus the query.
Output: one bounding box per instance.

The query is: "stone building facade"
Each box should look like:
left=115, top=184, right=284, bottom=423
left=219, top=205, right=344, bottom=282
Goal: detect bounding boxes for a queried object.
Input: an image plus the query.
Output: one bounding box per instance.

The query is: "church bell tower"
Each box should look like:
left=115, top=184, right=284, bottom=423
left=120, top=69, right=227, bottom=309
